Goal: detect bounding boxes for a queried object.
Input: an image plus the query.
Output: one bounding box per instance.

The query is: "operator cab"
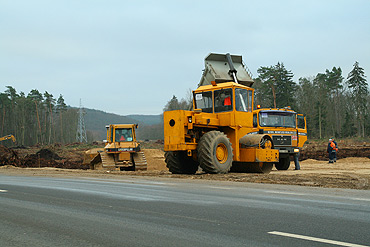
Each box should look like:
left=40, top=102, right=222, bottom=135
left=105, top=124, right=138, bottom=143
left=193, top=82, right=254, bottom=113
left=253, top=109, right=306, bottom=130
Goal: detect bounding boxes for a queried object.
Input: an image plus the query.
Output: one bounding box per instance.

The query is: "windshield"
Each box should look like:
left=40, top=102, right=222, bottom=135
left=115, top=128, right=133, bottom=142
left=194, top=91, right=213, bottom=113
left=259, top=111, right=296, bottom=128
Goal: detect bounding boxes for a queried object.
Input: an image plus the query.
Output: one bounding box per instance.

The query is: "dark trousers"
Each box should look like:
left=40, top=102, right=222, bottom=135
left=329, top=151, right=336, bottom=162
left=294, top=153, right=300, bottom=170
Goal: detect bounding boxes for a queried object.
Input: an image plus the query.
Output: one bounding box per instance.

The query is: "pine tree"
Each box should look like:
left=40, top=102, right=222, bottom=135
left=296, top=77, right=316, bottom=137
left=27, top=89, right=44, bottom=144
left=256, top=62, right=296, bottom=109
left=326, top=67, right=344, bottom=137
left=346, top=61, right=368, bottom=137
left=43, top=91, right=56, bottom=144
left=163, top=95, right=191, bottom=112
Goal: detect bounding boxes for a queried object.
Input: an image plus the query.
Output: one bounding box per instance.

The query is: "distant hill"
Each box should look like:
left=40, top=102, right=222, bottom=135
left=126, top=114, right=163, bottom=125
left=82, top=108, right=163, bottom=141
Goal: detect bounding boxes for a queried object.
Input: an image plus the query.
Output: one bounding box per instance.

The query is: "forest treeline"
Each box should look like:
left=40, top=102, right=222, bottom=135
left=0, top=87, right=164, bottom=145
left=0, top=87, right=80, bottom=146
left=164, top=61, right=369, bottom=139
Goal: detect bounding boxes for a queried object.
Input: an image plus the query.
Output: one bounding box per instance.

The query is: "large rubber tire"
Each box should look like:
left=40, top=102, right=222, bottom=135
left=197, top=131, right=233, bottom=174
left=165, top=151, right=199, bottom=174
left=275, top=157, right=290, bottom=170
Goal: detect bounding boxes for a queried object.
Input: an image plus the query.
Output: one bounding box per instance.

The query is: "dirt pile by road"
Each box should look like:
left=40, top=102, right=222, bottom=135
left=0, top=145, right=88, bottom=169
left=300, top=140, right=370, bottom=161
left=143, top=149, right=166, bottom=171
left=0, top=145, right=20, bottom=166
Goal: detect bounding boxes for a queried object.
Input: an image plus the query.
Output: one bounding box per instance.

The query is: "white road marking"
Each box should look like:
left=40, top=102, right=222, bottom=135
left=268, top=231, right=369, bottom=247
left=349, top=197, right=370, bottom=202
left=207, top=186, right=233, bottom=190
left=0, top=189, right=8, bottom=193
left=265, top=191, right=305, bottom=196
left=264, top=191, right=370, bottom=203
left=80, top=177, right=173, bottom=186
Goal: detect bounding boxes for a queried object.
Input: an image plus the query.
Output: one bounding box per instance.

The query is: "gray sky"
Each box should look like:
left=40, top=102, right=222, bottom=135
left=1, top=0, right=369, bottom=115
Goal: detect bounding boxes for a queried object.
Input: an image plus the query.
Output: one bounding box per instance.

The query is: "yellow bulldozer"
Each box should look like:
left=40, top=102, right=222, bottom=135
left=83, top=124, right=147, bottom=171
left=164, top=53, right=279, bottom=174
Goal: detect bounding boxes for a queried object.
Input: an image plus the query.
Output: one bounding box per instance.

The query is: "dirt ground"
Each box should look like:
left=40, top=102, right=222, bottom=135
left=1, top=141, right=370, bottom=190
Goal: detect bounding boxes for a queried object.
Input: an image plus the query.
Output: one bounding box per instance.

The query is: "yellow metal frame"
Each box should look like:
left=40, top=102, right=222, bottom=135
left=164, top=81, right=307, bottom=165
left=164, top=82, right=275, bottom=163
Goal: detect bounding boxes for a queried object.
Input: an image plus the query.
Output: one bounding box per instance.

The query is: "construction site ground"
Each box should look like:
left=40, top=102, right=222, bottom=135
left=1, top=140, right=370, bottom=190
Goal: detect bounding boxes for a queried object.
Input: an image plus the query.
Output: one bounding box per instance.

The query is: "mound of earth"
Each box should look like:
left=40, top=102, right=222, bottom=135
left=143, top=149, right=166, bottom=171
left=300, top=140, right=370, bottom=161
left=0, top=145, right=21, bottom=166
left=0, top=145, right=88, bottom=170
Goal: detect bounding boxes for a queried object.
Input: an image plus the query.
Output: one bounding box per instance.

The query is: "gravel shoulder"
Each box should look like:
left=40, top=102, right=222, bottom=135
left=1, top=153, right=369, bottom=190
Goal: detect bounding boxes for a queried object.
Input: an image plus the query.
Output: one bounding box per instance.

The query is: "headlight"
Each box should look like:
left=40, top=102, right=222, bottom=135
left=294, top=148, right=300, bottom=153
left=188, top=116, right=192, bottom=123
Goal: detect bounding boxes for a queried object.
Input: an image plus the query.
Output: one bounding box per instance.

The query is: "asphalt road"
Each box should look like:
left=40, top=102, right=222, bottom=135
left=1, top=174, right=370, bottom=247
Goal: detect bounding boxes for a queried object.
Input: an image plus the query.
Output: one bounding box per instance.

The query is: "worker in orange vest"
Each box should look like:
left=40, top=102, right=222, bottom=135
left=327, top=139, right=338, bottom=163
left=332, top=138, right=338, bottom=162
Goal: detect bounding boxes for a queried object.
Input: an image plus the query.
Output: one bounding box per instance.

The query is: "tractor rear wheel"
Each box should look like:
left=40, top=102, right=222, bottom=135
left=275, top=157, right=290, bottom=170
left=197, top=131, right=233, bottom=174
left=165, top=151, right=199, bottom=174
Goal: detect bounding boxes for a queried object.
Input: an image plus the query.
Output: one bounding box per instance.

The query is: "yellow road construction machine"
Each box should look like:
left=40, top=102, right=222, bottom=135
left=164, top=53, right=279, bottom=174
left=252, top=107, right=307, bottom=170
left=84, top=124, right=147, bottom=171
left=0, top=134, right=16, bottom=143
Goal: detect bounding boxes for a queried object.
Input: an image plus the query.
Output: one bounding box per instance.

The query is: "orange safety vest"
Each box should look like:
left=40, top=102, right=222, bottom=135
left=330, top=141, right=337, bottom=151
left=224, top=97, right=231, bottom=106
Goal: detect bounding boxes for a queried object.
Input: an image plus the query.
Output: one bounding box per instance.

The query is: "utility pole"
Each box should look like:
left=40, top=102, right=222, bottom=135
left=76, top=99, right=88, bottom=143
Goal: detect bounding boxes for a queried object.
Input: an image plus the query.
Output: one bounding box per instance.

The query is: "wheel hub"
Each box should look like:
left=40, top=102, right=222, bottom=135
left=216, top=143, right=228, bottom=163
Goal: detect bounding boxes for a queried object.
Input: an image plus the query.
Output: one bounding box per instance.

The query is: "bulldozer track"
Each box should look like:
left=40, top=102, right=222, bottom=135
left=100, top=152, right=116, bottom=167
left=133, top=151, right=147, bottom=171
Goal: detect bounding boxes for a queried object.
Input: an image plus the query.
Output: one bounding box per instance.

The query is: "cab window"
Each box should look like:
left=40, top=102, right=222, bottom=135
left=297, top=115, right=306, bottom=129
left=115, top=128, right=133, bottom=142
left=214, top=88, right=233, bottom=113
left=110, top=128, right=114, bottom=142
left=248, top=90, right=253, bottom=111
left=235, top=88, right=253, bottom=112
left=253, top=114, right=257, bottom=127
left=194, top=91, right=213, bottom=113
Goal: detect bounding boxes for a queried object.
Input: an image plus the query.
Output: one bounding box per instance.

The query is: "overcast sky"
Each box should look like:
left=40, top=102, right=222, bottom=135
left=1, top=0, right=369, bottom=115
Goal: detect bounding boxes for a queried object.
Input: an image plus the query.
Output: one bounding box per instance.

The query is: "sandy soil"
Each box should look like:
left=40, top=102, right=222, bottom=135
left=1, top=147, right=369, bottom=190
